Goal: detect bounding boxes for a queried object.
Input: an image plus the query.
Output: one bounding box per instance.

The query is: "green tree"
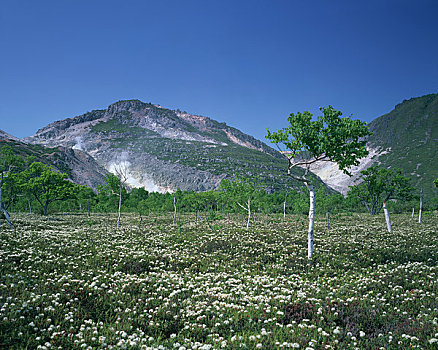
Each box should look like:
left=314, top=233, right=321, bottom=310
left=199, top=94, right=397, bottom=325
left=0, top=145, right=23, bottom=228
left=19, top=162, right=77, bottom=215
left=266, top=106, right=370, bottom=260
left=76, top=185, right=97, bottom=215
left=347, top=165, right=414, bottom=215
left=220, top=176, right=264, bottom=229
left=98, top=173, right=129, bottom=227
left=434, top=178, right=438, bottom=188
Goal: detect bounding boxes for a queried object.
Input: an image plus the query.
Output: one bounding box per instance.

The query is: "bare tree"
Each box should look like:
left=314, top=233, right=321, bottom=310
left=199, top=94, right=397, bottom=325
left=113, top=163, right=128, bottom=229
left=237, top=197, right=251, bottom=229
left=283, top=191, right=288, bottom=219
left=173, top=194, right=177, bottom=225
left=383, top=201, right=392, bottom=233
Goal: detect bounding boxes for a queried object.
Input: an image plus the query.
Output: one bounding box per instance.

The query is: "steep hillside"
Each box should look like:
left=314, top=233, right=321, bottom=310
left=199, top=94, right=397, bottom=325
left=24, top=100, right=321, bottom=193
left=301, top=94, right=438, bottom=199
left=367, top=93, right=438, bottom=196
left=0, top=131, right=108, bottom=190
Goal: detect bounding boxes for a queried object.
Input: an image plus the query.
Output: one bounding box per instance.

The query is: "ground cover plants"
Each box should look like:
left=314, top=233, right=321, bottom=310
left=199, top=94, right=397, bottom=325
left=1, top=212, right=437, bottom=349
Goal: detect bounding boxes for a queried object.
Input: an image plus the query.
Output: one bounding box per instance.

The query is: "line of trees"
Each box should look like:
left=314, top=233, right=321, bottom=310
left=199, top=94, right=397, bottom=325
left=2, top=138, right=437, bottom=265
left=1, top=147, right=436, bottom=229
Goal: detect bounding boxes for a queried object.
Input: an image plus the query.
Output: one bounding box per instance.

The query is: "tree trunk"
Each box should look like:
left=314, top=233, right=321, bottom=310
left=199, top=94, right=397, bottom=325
left=43, top=198, right=49, bottom=216
left=138, top=213, right=142, bottom=229
left=326, top=211, right=330, bottom=231
left=283, top=192, right=288, bottom=219
left=246, top=197, right=251, bottom=229
left=418, top=188, right=423, bottom=224
left=0, top=186, right=14, bottom=229
left=383, top=201, right=392, bottom=233
left=307, top=184, right=315, bottom=260
left=28, top=198, right=32, bottom=214
left=173, top=195, right=177, bottom=225
left=87, top=199, right=90, bottom=217
left=117, top=183, right=122, bottom=229
left=411, top=207, right=414, bottom=218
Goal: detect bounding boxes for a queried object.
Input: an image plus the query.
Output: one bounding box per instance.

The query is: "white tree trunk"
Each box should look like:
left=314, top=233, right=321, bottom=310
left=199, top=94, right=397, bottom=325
left=173, top=195, right=177, bottom=225
left=326, top=211, right=330, bottom=230
left=246, top=197, right=251, bottom=229
left=117, top=183, right=122, bottom=229
left=418, top=188, right=423, bottom=224
left=283, top=191, right=288, bottom=219
left=411, top=207, right=414, bottom=218
left=383, top=201, right=392, bottom=233
left=307, top=184, right=315, bottom=260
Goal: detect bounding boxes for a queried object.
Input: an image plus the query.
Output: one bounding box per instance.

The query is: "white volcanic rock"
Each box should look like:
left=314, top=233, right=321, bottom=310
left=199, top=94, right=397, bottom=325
left=23, top=100, right=282, bottom=193
left=296, top=147, right=387, bottom=195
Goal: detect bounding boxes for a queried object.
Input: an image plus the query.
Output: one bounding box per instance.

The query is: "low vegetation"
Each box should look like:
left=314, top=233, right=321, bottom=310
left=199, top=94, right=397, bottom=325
left=1, top=212, right=437, bottom=349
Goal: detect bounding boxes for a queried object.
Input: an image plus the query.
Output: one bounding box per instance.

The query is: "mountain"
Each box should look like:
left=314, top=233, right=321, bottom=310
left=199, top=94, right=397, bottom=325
left=0, top=129, right=19, bottom=141
left=302, top=93, right=438, bottom=199
left=368, top=93, right=438, bottom=196
left=0, top=131, right=108, bottom=190
left=24, top=100, right=318, bottom=193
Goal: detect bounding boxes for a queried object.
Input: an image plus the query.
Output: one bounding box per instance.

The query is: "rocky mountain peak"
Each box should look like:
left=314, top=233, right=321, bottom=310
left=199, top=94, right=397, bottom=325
left=107, top=99, right=149, bottom=115
left=22, top=99, right=294, bottom=193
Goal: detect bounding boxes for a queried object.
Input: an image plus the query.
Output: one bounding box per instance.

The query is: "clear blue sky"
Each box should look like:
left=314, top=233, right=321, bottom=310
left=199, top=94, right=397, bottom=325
left=1, top=0, right=437, bottom=143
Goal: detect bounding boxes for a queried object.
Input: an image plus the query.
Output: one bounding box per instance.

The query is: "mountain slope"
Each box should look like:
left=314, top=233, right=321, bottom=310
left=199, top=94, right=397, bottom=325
left=0, top=131, right=108, bottom=190
left=367, top=93, right=438, bottom=196
left=24, top=100, right=321, bottom=193
left=302, top=93, right=438, bottom=199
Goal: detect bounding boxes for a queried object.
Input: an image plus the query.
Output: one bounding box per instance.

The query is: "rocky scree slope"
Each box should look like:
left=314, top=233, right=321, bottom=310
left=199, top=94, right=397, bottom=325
left=24, top=100, right=320, bottom=193
left=0, top=131, right=108, bottom=190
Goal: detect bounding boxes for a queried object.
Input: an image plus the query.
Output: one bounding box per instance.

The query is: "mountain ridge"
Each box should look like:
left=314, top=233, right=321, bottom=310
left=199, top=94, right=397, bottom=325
left=301, top=93, right=438, bottom=199
left=0, top=131, right=108, bottom=190
left=23, top=100, right=310, bottom=193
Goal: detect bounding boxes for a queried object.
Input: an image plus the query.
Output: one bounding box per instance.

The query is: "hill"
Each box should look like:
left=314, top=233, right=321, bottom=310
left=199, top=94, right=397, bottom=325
left=24, top=100, right=323, bottom=193
left=304, top=93, right=438, bottom=199
left=0, top=131, right=108, bottom=190
left=367, top=93, right=438, bottom=197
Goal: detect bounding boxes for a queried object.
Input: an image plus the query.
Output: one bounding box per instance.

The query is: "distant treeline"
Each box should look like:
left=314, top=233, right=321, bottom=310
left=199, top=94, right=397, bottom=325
left=7, top=176, right=437, bottom=217
left=1, top=144, right=437, bottom=218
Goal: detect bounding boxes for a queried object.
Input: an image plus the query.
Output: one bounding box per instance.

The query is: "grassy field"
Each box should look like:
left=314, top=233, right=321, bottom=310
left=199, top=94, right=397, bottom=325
left=1, top=212, right=437, bottom=349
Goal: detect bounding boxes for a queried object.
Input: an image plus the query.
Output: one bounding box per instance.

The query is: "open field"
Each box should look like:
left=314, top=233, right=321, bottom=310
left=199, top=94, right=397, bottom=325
left=1, top=212, right=437, bottom=349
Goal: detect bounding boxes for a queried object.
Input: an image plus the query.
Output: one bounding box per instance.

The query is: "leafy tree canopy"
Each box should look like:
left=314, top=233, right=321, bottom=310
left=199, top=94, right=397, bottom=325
left=348, top=165, right=414, bottom=215
left=266, top=106, right=371, bottom=177
left=19, top=162, right=77, bottom=215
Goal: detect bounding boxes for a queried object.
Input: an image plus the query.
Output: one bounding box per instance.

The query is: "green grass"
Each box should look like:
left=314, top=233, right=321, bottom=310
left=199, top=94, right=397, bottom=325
left=1, top=212, right=437, bottom=349
left=90, top=117, right=147, bottom=135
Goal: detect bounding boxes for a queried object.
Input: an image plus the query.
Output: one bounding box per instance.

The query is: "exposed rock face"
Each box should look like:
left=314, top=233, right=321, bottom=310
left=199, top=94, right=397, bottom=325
left=0, top=133, right=108, bottom=191
left=24, top=100, right=293, bottom=193
left=53, top=147, right=108, bottom=190
left=294, top=147, right=385, bottom=195
left=291, top=93, right=438, bottom=196
left=0, top=129, right=19, bottom=141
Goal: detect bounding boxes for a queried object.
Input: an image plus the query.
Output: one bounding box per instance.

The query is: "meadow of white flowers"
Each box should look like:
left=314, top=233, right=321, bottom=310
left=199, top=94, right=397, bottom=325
left=0, top=212, right=437, bottom=349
